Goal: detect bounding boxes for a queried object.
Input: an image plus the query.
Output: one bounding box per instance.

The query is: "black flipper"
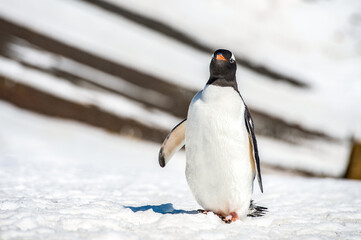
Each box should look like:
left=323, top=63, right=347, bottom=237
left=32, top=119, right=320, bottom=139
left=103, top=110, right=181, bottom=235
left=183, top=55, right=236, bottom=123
left=244, top=106, right=264, bottom=193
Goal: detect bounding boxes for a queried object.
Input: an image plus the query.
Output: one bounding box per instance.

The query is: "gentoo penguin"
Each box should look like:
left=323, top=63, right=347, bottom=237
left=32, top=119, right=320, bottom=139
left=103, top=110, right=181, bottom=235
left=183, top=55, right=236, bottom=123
left=159, top=49, right=265, bottom=223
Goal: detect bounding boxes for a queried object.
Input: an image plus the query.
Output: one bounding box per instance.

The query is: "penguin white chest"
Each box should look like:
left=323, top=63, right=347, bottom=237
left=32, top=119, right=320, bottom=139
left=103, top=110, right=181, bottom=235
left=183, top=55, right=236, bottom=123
left=185, top=85, right=253, bottom=217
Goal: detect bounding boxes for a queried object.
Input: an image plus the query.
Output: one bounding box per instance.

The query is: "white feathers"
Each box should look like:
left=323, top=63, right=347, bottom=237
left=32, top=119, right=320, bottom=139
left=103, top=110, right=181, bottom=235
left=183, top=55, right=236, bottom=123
left=185, top=85, right=253, bottom=217
left=231, top=53, right=235, bottom=61
left=159, top=119, right=186, bottom=167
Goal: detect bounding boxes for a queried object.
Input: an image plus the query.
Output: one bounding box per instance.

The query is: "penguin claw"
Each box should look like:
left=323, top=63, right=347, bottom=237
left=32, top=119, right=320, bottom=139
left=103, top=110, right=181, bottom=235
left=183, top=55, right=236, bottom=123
left=224, top=219, right=232, bottom=224
left=223, top=215, right=233, bottom=224
left=216, top=213, right=237, bottom=223
left=197, top=209, right=209, bottom=214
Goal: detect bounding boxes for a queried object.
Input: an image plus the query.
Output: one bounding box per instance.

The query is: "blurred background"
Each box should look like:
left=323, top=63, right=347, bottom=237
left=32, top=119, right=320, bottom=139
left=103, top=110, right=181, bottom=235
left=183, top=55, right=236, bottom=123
left=0, top=0, right=360, bottom=179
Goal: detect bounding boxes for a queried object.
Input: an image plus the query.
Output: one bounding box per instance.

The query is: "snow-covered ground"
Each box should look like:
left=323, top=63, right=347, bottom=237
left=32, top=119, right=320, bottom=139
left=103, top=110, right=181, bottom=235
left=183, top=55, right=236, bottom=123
left=1, top=102, right=360, bottom=239
left=0, top=2, right=360, bottom=236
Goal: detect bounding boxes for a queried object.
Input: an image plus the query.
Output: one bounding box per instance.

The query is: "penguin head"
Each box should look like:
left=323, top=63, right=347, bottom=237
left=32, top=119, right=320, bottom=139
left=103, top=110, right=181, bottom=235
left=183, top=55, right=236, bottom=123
left=209, top=49, right=237, bottom=81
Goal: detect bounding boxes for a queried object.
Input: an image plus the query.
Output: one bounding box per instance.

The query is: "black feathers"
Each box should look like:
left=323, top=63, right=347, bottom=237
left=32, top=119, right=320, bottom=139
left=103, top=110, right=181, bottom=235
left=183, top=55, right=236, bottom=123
left=245, top=106, right=264, bottom=193
left=207, top=49, right=238, bottom=90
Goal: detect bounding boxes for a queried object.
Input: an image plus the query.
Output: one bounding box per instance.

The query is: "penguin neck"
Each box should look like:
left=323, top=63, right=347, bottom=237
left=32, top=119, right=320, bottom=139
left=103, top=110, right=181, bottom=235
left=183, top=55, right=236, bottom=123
left=206, top=75, right=239, bottom=92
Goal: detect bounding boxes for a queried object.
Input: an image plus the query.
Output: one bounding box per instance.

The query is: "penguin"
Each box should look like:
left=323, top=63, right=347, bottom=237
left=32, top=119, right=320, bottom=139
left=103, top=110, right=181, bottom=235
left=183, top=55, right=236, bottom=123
left=159, top=49, right=265, bottom=223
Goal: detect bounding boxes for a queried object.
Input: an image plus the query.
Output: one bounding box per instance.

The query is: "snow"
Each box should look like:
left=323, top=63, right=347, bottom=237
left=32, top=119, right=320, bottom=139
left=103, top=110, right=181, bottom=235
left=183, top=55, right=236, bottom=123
left=258, top=136, right=350, bottom=177
left=1, top=101, right=361, bottom=239
left=114, top=0, right=361, bottom=87
left=0, top=0, right=209, bottom=90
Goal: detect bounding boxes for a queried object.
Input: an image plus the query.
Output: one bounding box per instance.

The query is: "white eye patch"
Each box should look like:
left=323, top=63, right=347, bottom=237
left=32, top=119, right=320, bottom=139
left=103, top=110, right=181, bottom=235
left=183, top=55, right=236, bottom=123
left=231, top=53, right=235, bottom=61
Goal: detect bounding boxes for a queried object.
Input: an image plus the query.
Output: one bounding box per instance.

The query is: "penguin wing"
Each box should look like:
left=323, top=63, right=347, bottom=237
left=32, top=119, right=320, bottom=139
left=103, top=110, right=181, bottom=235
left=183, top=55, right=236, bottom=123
left=244, top=107, right=264, bottom=193
left=158, top=119, right=186, bottom=167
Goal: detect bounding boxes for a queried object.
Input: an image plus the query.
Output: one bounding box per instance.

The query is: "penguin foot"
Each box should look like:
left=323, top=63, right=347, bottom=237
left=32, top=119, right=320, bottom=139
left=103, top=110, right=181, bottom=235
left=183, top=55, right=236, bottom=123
left=248, top=200, right=268, bottom=217
left=199, top=210, right=239, bottom=223
left=217, top=212, right=238, bottom=223
left=230, top=212, right=239, bottom=222
left=197, top=209, right=209, bottom=214
left=222, top=215, right=232, bottom=224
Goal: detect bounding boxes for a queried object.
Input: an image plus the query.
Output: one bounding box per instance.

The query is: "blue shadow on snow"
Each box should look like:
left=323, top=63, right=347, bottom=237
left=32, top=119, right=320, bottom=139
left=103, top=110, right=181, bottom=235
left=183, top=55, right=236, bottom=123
left=124, top=203, right=198, bottom=215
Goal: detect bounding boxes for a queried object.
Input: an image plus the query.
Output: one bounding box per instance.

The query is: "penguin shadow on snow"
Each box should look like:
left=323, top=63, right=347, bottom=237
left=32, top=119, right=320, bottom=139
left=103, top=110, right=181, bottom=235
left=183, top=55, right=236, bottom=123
left=124, top=203, right=198, bottom=214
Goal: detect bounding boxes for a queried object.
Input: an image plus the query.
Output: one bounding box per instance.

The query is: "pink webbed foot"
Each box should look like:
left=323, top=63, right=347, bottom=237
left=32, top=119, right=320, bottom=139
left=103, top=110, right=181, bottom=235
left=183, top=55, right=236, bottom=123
left=219, top=212, right=239, bottom=224
left=214, top=212, right=238, bottom=223
left=230, top=212, right=239, bottom=222
left=198, top=210, right=239, bottom=223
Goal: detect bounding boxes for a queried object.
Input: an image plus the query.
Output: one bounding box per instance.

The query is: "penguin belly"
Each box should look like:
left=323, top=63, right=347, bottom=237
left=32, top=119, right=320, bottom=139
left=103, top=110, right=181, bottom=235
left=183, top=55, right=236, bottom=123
left=185, top=85, right=253, bottom=218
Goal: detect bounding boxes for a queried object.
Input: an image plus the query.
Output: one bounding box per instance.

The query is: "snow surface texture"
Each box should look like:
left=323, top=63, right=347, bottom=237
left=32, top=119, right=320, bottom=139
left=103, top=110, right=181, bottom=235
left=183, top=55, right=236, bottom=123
left=1, top=102, right=360, bottom=240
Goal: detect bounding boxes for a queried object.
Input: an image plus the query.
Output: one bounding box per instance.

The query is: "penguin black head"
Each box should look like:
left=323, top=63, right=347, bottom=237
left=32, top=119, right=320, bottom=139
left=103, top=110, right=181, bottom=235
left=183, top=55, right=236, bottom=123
left=207, top=49, right=238, bottom=90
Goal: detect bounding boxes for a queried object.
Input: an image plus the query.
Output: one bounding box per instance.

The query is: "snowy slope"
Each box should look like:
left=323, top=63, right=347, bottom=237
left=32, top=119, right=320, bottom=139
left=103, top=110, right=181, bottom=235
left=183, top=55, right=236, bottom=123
left=0, top=0, right=358, bottom=177
left=0, top=56, right=180, bottom=130
left=0, top=0, right=209, bottom=90
left=114, top=0, right=361, bottom=88
left=1, top=102, right=360, bottom=240
left=0, top=52, right=350, bottom=177
left=1, top=0, right=360, bottom=139
left=107, top=0, right=361, bottom=139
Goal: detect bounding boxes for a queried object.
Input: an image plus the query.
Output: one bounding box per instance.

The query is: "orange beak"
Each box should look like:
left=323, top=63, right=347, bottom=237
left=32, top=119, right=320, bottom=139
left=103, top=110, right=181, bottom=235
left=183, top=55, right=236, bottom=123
left=216, top=54, right=227, bottom=62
